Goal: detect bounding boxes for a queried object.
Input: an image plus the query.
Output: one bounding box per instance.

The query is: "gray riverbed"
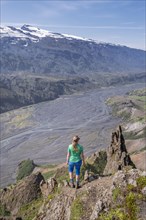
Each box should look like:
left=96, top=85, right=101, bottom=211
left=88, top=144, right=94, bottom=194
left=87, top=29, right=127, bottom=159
left=0, top=83, right=145, bottom=187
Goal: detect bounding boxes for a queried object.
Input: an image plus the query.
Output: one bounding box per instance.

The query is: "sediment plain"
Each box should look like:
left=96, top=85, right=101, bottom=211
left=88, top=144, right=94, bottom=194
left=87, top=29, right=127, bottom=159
left=0, top=82, right=145, bottom=187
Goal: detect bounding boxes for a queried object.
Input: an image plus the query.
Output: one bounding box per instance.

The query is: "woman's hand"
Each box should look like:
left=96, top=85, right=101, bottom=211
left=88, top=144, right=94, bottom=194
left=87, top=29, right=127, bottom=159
left=66, top=152, right=70, bottom=166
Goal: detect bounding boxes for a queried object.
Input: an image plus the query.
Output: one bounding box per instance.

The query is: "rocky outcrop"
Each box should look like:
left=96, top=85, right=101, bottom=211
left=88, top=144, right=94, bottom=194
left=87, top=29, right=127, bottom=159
left=35, top=169, right=146, bottom=220
left=40, top=177, right=58, bottom=198
left=36, top=190, right=74, bottom=220
left=1, top=169, right=145, bottom=220
left=104, top=125, right=135, bottom=175
left=0, top=126, right=145, bottom=220
left=0, top=172, right=44, bottom=215
left=85, top=150, right=107, bottom=175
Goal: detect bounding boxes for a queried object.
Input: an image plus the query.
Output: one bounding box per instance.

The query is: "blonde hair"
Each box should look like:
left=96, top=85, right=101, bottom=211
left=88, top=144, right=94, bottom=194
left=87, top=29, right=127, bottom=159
left=72, top=135, right=80, bottom=151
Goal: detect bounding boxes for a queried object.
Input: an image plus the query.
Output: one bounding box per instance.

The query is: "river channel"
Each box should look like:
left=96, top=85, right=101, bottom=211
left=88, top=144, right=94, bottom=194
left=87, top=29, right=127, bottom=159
left=0, top=82, right=145, bottom=187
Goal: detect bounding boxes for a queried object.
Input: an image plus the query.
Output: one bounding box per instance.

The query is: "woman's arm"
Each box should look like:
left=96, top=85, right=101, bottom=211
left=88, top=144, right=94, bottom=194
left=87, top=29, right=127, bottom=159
left=66, top=152, right=70, bottom=165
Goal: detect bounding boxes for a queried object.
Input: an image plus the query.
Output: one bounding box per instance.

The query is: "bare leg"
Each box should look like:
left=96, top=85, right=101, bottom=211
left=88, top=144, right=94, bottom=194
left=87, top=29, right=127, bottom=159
left=76, top=175, right=79, bottom=182
left=69, top=172, right=75, bottom=188
left=69, top=172, right=73, bottom=180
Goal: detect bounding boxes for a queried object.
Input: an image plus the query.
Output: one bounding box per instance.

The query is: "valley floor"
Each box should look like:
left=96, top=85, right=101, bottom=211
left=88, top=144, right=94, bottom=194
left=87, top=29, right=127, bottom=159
left=0, top=83, right=145, bottom=187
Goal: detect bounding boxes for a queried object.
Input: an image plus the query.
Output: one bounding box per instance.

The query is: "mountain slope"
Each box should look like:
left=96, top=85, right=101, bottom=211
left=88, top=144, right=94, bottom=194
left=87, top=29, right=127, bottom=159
left=1, top=25, right=145, bottom=75
left=0, top=75, right=93, bottom=113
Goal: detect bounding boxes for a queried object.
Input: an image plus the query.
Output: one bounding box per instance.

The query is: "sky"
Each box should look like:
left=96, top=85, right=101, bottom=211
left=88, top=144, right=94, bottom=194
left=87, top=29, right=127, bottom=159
left=1, top=0, right=146, bottom=50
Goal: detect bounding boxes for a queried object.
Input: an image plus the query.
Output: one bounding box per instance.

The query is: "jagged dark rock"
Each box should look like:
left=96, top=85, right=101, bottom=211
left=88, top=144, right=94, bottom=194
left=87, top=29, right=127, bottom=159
left=104, top=125, right=135, bottom=175
left=0, top=172, right=44, bottom=215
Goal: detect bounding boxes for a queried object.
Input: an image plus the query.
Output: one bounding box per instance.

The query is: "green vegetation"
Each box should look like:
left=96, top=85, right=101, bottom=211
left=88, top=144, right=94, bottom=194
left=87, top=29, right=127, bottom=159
left=125, top=192, right=138, bottom=220
left=38, top=164, right=57, bottom=169
left=136, top=176, right=146, bottom=190
left=0, top=204, right=11, bottom=216
left=128, top=88, right=146, bottom=97
left=107, top=88, right=146, bottom=123
left=112, top=187, right=121, bottom=201
left=126, top=184, right=136, bottom=192
left=133, top=116, right=145, bottom=124
left=106, top=100, right=131, bottom=121
left=70, top=195, right=84, bottom=220
left=99, top=208, right=127, bottom=220
left=16, top=159, right=36, bottom=181
left=118, top=110, right=131, bottom=120
left=42, top=170, right=55, bottom=180
left=81, top=151, right=107, bottom=180
left=56, top=171, right=69, bottom=183
left=17, top=198, right=43, bottom=220
left=98, top=175, right=146, bottom=220
left=123, top=127, right=146, bottom=140
left=46, top=187, right=62, bottom=202
left=54, top=167, right=69, bottom=184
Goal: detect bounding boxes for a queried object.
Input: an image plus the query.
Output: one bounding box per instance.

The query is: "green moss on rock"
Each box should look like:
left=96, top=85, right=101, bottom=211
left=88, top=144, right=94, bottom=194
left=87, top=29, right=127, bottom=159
left=17, top=159, right=36, bottom=181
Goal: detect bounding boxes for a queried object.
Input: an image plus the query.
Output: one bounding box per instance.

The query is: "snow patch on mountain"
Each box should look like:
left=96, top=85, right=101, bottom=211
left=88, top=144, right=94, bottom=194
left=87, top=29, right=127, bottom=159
left=0, top=24, right=94, bottom=43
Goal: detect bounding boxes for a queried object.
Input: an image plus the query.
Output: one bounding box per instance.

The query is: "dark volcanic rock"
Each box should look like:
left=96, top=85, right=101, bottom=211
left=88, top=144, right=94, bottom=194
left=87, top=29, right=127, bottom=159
left=104, top=125, right=135, bottom=175
left=0, top=172, right=44, bottom=214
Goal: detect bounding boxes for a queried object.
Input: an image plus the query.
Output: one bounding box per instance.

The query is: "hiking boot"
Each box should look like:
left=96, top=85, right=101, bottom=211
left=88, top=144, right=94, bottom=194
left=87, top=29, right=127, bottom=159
left=75, top=182, right=81, bottom=189
left=70, top=182, right=75, bottom=188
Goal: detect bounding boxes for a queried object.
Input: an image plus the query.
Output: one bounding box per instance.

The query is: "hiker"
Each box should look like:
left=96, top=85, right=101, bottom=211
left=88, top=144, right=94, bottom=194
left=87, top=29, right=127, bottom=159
left=66, top=135, right=85, bottom=189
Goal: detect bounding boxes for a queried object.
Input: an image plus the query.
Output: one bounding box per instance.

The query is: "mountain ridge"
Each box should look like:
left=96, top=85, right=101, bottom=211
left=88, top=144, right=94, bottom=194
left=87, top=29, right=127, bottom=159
left=1, top=24, right=145, bottom=75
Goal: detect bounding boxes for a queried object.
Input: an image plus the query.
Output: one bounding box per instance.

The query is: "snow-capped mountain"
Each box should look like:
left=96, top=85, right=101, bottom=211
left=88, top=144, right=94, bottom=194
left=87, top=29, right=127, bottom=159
left=0, top=24, right=94, bottom=43
left=0, top=25, right=145, bottom=75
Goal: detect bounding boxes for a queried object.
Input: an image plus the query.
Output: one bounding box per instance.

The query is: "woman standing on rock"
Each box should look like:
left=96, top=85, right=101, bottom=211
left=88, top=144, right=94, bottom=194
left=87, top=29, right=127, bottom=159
left=66, top=135, right=85, bottom=189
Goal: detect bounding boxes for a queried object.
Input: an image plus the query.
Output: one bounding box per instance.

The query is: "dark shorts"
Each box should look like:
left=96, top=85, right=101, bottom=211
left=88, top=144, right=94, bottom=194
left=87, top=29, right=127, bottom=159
left=68, top=160, right=82, bottom=175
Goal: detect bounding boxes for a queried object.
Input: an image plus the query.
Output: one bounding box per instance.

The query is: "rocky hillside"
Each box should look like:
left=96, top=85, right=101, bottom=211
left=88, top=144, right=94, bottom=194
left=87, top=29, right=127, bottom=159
left=0, top=72, right=145, bottom=114
left=0, top=126, right=146, bottom=220
left=106, top=88, right=146, bottom=171
left=1, top=25, right=145, bottom=75
left=0, top=75, right=93, bottom=113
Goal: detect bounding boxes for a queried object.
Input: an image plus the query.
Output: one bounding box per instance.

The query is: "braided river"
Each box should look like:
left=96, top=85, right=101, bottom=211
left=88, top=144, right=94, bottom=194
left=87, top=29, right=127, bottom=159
left=0, top=82, right=145, bottom=187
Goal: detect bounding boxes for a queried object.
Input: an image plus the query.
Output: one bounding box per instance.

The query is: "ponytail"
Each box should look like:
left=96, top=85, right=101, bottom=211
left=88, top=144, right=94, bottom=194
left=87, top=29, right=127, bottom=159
left=72, top=141, right=78, bottom=151
left=72, top=135, right=80, bottom=151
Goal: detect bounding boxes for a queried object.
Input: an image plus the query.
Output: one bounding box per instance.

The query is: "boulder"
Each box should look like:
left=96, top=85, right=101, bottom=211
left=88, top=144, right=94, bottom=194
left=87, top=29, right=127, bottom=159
left=0, top=172, right=44, bottom=214
left=141, top=187, right=146, bottom=196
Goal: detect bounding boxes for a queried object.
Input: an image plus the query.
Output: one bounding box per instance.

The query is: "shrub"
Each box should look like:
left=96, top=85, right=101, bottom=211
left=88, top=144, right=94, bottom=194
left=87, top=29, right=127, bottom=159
left=0, top=204, right=11, bottom=216
left=99, top=208, right=127, bottom=220
left=112, top=187, right=121, bottom=201
left=16, top=159, right=36, bottom=181
left=80, top=151, right=107, bottom=182
left=125, top=192, right=138, bottom=220
left=17, top=198, right=43, bottom=220
left=136, top=176, right=146, bottom=190
left=42, top=170, right=55, bottom=180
